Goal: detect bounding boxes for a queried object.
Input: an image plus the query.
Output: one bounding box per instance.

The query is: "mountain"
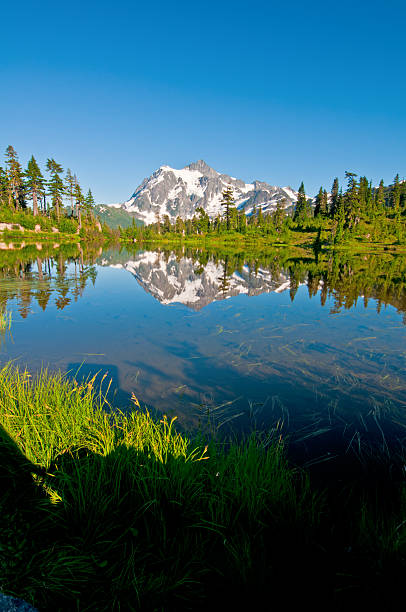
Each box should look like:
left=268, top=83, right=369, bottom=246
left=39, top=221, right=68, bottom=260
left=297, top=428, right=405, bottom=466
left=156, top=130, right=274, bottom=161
left=113, top=160, right=300, bottom=225
left=98, top=250, right=291, bottom=310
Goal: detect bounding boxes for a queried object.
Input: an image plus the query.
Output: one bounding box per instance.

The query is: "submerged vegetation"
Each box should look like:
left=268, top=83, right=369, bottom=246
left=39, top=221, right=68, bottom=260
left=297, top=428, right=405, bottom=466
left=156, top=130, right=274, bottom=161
left=0, top=308, right=11, bottom=331
left=1, top=365, right=406, bottom=610
left=121, top=171, right=406, bottom=251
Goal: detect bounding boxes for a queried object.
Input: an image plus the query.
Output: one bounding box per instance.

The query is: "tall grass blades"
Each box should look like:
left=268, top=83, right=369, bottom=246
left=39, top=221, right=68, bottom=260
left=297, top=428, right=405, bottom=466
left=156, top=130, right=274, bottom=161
left=0, top=364, right=406, bottom=610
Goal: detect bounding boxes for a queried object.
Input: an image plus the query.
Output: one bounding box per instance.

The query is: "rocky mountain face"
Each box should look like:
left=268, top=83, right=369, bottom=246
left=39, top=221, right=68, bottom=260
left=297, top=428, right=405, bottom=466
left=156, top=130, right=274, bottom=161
left=99, top=250, right=291, bottom=310
left=115, top=160, right=299, bottom=225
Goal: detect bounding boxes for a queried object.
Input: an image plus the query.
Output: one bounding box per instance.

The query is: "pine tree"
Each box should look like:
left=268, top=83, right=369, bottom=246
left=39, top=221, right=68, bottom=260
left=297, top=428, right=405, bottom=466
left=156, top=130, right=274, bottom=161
left=5, top=145, right=24, bottom=210
left=221, top=187, right=235, bottom=231
left=391, top=173, right=401, bottom=214
left=322, top=190, right=328, bottom=216
left=65, top=169, right=76, bottom=213
left=365, top=179, right=374, bottom=217
left=314, top=187, right=324, bottom=217
left=330, top=177, right=339, bottom=217
left=46, top=159, right=64, bottom=220
left=25, top=155, right=45, bottom=216
left=0, top=167, right=9, bottom=207
left=293, top=182, right=310, bottom=222
left=401, top=180, right=406, bottom=211
left=74, top=181, right=84, bottom=228
left=375, top=179, right=385, bottom=217
left=273, top=199, right=285, bottom=233
left=175, top=216, right=185, bottom=235
left=257, top=206, right=264, bottom=227
left=358, top=176, right=369, bottom=218
left=343, top=171, right=360, bottom=228
left=84, top=189, right=95, bottom=219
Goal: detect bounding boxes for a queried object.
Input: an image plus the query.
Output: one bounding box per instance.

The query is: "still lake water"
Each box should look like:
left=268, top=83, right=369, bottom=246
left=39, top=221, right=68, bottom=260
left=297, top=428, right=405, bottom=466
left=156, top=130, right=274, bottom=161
left=1, top=243, right=406, bottom=458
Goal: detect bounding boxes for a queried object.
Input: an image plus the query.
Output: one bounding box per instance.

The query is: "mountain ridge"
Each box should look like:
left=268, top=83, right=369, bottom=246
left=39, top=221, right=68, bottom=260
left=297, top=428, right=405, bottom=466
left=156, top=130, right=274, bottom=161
left=106, top=160, right=301, bottom=225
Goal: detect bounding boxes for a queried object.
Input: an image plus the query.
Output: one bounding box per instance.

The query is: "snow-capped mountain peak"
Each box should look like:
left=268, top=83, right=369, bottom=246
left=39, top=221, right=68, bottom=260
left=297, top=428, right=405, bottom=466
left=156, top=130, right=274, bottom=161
left=120, top=161, right=299, bottom=225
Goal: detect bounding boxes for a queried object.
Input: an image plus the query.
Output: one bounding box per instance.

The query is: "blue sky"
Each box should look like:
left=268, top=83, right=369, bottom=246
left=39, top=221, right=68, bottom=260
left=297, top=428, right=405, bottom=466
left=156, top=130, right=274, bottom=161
left=1, top=0, right=405, bottom=202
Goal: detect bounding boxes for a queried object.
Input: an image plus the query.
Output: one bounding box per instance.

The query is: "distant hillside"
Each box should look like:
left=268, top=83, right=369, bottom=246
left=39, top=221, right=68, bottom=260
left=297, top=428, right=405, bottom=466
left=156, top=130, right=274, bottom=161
left=94, top=205, right=144, bottom=229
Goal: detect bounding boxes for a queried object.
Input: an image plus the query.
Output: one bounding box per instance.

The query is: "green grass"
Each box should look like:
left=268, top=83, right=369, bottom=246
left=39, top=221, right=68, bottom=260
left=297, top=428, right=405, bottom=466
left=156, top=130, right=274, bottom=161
left=0, top=309, right=12, bottom=331
left=1, top=364, right=406, bottom=610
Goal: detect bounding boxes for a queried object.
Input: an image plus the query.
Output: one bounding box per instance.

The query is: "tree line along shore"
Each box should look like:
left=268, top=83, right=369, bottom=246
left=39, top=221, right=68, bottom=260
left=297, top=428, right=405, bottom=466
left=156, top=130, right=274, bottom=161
left=0, top=146, right=116, bottom=242
left=2, top=145, right=405, bottom=251
left=121, top=173, right=406, bottom=251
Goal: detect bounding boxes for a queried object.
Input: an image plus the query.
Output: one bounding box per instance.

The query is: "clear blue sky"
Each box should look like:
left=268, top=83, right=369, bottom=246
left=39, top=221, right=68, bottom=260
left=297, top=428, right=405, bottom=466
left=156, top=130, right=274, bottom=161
left=1, top=0, right=405, bottom=202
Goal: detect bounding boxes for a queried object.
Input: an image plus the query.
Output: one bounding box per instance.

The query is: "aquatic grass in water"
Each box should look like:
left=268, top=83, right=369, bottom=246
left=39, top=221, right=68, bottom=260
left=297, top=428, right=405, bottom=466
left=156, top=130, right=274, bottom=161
left=0, top=308, right=11, bottom=331
left=0, top=364, right=320, bottom=610
left=1, top=364, right=406, bottom=610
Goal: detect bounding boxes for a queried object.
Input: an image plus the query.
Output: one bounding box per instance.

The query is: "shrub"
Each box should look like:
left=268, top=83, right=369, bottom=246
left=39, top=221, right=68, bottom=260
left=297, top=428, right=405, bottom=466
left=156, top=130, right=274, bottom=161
left=57, top=217, right=78, bottom=234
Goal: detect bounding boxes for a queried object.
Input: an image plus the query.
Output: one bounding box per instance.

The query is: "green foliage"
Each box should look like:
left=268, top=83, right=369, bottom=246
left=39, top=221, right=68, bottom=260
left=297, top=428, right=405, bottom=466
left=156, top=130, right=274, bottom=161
left=0, top=365, right=319, bottom=610
left=56, top=217, right=78, bottom=233
left=221, top=186, right=236, bottom=230
left=46, top=158, right=64, bottom=219
left=293, top=181, right=312, bottom=223
left=24, top=156, right=45, bottom=216
left=0, top=146, right=102, bottom=240
left=1, top=364, right=406, bottom=609
left=5, top=146, right=25, bottom=210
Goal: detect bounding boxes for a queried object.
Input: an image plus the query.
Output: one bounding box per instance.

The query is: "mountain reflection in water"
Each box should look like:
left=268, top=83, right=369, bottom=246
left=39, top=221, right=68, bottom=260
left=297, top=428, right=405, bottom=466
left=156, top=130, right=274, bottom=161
left=99, top=246, right=406, bottom=319
left=1, top=244, right=406, bottom=456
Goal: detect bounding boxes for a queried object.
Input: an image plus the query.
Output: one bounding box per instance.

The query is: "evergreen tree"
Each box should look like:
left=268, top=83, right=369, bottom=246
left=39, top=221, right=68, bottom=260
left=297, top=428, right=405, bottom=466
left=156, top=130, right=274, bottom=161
left=175, top=216, right=185, bottom=235
left=195, top=206, right=210, bottom=233
left=5, top=145, right=24, bottom=210
left=343, top=171, right=360, bottom=228
left=65, top=169, right=76, bottom=213
left=46, top=159, right=64, bottom=220
left=221, top=187, right=235, bottom=231
left=314, top=187, right=324, bottom=217
left=272, top=199, right=285, bottom=232
left=322, top=190, right=328, bottom=216
left=391, top=173, right=401, bottom=214
left=401, top=180, right=406, bottom=211
left=257, top=206, right=264, bottom=226
left=0, top=167, right=9, bottom=207
left=365, top=179, right=374, bottom=217
left=330, top=177, right=339, bottom=217
left=84, top=189, right=95, bottom=218
left=293, top=182, right=310, bottom=222
left=25, top=155, right=45, bottom=216
left=238, top=210, right=247, bottom=233
left=375, top=179, right=385, bottom=217
left=358, top=176, right=369, bottom=218
left=163, top=215, right=171, bottom=233
left=74, top=181, right=85, bottom=228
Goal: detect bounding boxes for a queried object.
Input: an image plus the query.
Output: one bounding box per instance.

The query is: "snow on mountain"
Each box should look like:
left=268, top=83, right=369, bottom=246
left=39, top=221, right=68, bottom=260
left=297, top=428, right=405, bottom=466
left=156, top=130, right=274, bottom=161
left=99, top=250, right=291, bottom=310
left=115, top=160, right=299, bottom=225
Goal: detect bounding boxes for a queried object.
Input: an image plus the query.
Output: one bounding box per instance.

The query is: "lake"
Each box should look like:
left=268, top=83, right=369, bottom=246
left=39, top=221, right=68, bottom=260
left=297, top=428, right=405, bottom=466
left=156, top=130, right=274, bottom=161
left=1, top=242, right=406, bottom=464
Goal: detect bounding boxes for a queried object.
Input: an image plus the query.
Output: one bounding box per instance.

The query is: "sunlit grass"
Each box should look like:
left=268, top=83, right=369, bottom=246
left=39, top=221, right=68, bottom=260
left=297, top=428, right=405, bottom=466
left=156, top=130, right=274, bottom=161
left=0, top=364, right=320, bottom=610
left=1, top=364, right=406, bottom=610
